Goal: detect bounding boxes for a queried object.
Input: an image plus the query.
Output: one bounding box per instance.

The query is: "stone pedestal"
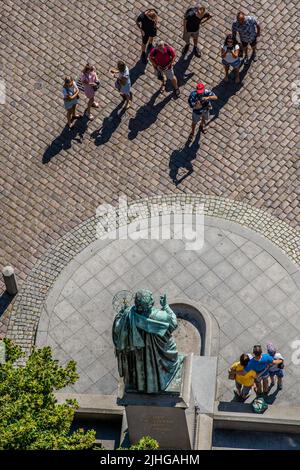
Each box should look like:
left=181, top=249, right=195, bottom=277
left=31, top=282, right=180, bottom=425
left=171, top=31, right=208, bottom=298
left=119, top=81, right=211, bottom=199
left=118, top=354, right=195, bottom=449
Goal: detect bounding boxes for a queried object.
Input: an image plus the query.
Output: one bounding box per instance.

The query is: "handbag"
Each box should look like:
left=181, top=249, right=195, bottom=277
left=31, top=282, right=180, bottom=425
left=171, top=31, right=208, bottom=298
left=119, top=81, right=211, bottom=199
left=92, top=80, right=100, bottom=91
left=228, top=369, right=236, bottom=380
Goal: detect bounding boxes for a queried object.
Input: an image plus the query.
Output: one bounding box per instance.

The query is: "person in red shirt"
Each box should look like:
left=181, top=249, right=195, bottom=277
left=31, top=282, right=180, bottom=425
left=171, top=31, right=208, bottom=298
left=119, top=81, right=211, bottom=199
left=149, top=39, right=180, bottom=97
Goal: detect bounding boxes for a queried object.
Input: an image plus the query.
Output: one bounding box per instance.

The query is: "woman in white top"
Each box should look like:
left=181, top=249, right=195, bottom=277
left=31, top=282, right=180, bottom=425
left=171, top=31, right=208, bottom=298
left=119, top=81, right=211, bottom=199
left=221, top=34, right=241, bottom=83
left=110, top=61, right=132, bottom=110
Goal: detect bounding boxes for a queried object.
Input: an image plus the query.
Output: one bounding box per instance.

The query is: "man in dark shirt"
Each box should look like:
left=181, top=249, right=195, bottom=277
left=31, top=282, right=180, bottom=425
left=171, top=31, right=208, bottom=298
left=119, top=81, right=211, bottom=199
left=183, top=5, right=212, bottom=57
left=136, top=9, right=158, bottom=63
left=188, top=83, right=217, bottom=141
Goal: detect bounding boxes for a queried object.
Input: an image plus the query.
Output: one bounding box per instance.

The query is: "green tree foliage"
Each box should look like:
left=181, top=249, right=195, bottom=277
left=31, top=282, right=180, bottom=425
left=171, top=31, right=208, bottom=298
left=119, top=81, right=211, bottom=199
left=127, top=436, right=159, bottom=450
left=0, top=339, right=95, bottom=450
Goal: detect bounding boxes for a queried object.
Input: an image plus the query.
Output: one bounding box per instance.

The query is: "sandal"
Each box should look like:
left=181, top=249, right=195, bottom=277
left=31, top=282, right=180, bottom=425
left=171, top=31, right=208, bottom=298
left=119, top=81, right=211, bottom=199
left=160, top=83, right=166, bottom=94
left=174, top=88, right=180, bottom=98
left=199, top=125, right=206, bottom=134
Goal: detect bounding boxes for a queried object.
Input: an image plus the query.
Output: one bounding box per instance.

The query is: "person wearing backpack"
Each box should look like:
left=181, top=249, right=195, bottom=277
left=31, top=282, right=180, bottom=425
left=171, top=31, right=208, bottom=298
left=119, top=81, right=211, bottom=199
left=149, top=39, right=180, bottom=97
left=136, top=9, right=158, bottom=63
left=182, top=5, right=212, bottom=57
left=188, top=82, right=218, bottom=141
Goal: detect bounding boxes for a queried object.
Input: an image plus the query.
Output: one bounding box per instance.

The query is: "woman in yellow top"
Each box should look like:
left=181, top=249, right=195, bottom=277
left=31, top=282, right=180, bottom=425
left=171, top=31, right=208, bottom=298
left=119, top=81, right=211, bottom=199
left=229, top=354, right=256, bottom=399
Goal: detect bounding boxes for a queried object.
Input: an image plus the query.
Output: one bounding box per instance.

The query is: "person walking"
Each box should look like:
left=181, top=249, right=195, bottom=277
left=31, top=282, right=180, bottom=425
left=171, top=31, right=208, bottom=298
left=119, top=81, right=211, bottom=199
left=110, top=61, right=132, bottom=109
left=182, top=5, right=212, bottom=57
left=188, top=82, right=217, bottom=140
left=149, top=39, right=180, bottom=97
left=62, top=76, right=80, bottom=129
left=232, top=11, right=261, bottom=64
left=221, top=33, right=241, bottom=83
left=136, top=9, right=158, bottom=63
left=81, top=63, right=100, bottom=121
left=229, top=354, right=256, bottom=400
left=266, top=343, right=284, bottom=391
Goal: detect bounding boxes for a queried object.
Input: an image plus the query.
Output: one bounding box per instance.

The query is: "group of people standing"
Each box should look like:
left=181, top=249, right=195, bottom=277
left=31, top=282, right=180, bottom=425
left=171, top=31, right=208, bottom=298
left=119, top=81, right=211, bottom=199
left=62, top=5, right=261, bottom=140
left=229, top=344, right=284, bottom=401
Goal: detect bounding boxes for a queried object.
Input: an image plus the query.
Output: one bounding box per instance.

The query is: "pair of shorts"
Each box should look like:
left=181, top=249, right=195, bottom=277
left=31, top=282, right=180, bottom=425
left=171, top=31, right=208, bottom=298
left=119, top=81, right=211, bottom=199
left=157, top=66, right=175, bottom=81
left=255, top=370, right=270, bottom=382
left=241, top=39, right=257, bottom=48
left=270, top=370, right=284, bottom=378
left=222, top=58, right=241, bottom=69
left=192, top=109, right=209, bottom=123
left=142, top=32, right=156, bottom=45
left=183, top=30, right=199, bottom=43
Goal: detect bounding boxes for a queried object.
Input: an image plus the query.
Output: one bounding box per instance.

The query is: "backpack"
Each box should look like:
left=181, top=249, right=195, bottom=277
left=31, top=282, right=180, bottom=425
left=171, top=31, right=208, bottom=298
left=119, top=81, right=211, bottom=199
left=252, top=397, right=268, bottom=414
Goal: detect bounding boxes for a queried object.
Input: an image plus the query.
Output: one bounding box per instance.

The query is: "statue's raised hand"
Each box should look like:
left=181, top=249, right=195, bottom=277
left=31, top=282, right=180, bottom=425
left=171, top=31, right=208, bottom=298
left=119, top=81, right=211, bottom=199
left=160, top=294, right=167, bottom=310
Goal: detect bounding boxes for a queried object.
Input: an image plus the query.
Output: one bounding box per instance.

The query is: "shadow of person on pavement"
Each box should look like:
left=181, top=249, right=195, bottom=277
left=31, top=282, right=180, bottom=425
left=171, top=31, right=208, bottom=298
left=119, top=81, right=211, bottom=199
left=0, top=291, right=15, bottom=317
left=169, top=129, right=201, bottom=186
left=91, top=101, right=126, bottom=146
left=129, top=59, right=147, bottom=86
left=42, top=115, right=89, bottom=164
left=209, top=61, right=251, bottom=123
left=128, top=52, right=194, bottom=140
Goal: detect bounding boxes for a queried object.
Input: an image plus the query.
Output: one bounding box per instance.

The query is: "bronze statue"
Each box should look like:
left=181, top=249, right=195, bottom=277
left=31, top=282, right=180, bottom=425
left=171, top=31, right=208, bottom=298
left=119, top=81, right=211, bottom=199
left=112, top=289, right=183, bottom=393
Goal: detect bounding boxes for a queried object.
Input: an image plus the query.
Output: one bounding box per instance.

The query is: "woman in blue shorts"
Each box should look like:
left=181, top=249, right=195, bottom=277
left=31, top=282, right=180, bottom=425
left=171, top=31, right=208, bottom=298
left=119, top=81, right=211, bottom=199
left=221, top=34, right=241, bottom=84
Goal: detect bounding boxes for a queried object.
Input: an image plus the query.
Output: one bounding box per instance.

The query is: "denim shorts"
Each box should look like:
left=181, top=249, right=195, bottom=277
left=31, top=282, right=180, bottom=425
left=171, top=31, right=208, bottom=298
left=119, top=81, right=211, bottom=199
left=222, top=58, right=241, bottom=69
left=270, top=369, right=284, bottom=378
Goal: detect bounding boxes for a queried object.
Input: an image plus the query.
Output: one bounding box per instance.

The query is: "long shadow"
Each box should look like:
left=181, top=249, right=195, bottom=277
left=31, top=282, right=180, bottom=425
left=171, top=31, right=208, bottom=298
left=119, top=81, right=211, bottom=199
left=0, top=291, right=15, bottom=317
left=91, top=101, right=126, bottom=146
left=169, top=129, right=201, bottom=186
left=265, top=388, right=280, bottom=405
left=129, top=59, right=147, bottom=87
left=42, top=115, right=89, bottom=164
left=128, top=52, right=194, bottom=140
left=209, top=61, right=251, bottom=123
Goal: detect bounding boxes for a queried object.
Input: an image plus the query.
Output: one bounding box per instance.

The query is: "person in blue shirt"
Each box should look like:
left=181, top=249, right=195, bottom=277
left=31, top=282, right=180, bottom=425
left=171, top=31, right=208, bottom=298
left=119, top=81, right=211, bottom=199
left=236, top=345, right=282, bottom=395
left=188, top=83, right=218, bottom=141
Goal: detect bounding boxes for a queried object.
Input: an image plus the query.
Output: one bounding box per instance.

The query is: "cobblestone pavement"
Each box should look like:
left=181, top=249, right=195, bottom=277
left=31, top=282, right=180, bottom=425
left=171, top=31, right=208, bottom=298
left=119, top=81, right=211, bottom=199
left=33, top=218, right=300, bottom=405
left=1, top=0, right=299, bottom=306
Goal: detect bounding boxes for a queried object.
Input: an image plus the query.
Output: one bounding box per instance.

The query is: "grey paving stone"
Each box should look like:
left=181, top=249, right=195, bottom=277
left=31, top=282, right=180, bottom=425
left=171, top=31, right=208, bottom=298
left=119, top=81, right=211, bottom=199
left=72, top=265, right=94, bottom=287
left=239, top=261, right=263, bottom=283
left=173, top=269, right=196, bottom=290
left=263, top=286, right=288, bottom=307
left=223, top=296, right=245, bottom=316
left=87, top=310, right=112, bottom=335
left=54, top=299, right=76, bottom=321
left=186, top=258, right=209, bottom=278
left=84, top=255, right=106, bottom=276
left=106, top=278, right=131, bottom=296
left=35, top=331, right=48, bottom=348
left=123, top=244, right=145, bottom=265
left=135, top=257, right=158, bottom=277
left=61, top=279, right=78, bottom=298
left=98, top=244, right=122, bottom=264
left=250, top=273, right=274, bottom=294
left=109, top=255, right=132, bottom=276
left=277, top=276, right=299, bottom=296
left=100, top=348, right=118, bottom=372
left=151, top=245, right=172, bottom=266
left=262, top=309, right=286, bottom=331
left=205, top=228, right=224, bottom=246
left=121, top=266, right=145, bottom=288
left=227, top=250, right=250, bottom=270
left=72, top=346, right=98, bottom=370
left=48, top=314, right=61, bottom=330
left=213, top=306, right=233, bottom=327
left=37, top=311, right=50, bottom=332
left=86, top=337, right=112, bottom=358
left=219, top=341, right=243, bottom=365
left=160, top=280, right=184, bottom=299
left=61, top=334, right=86, bottom=355
left=85, top=359, right=109, bottom=383
left=250, top=296, right=273, bottom=316
left=200, top=248, right=224, bottom=269
left=221, top=319, right=244, bottom=341
left=175, top=249, right=199, bottom=267
left=225, top=232, right=246, bottom=248
left=215, top=238, right=237, bottom=257
left=67, top=288, right=90, bottom=309
left=217, top=355, right=229, bottom=374
left=184, top=281, right=209, bottom=302
left=137, top=239, right=160, bottom=255
left=162, top=238, right=186, bottom=255
left=235, top=307, right=260, bottom=329
left=52, top=347, right=72, bottom=366
left=72, top=371, right=94, bottom=393
left=88, top=373, right=118, bottom=395
left=238, top=284, right=260, bottom=305
left=96, top=266, right=119, bottom=287
left=63, top=311, right=87, bottom=334
left=199, top=270, right=222, bottom=291
left=81, top=277, right=104, bottom=298
left=198, top=293, right=221, bottom=311
left=211, top=282, right=233, bottom=303
left=218, top=331, right=232, bottom=349
left=265, top=263, right=288, bottom=283
left=224, top=271, right=248, bottom=293
left=246, top=320, right=271, bottom=342
left=160, top=257, right=184, bottom=278
left=240, top=241, right=262, bottom=259
left=234, top=330, right=258, bottom=353
left=253, top=251, right=276, bottom=270
left=51, top=322, right=73, bottom=344
left=212, top=260, right=235, bottom=281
